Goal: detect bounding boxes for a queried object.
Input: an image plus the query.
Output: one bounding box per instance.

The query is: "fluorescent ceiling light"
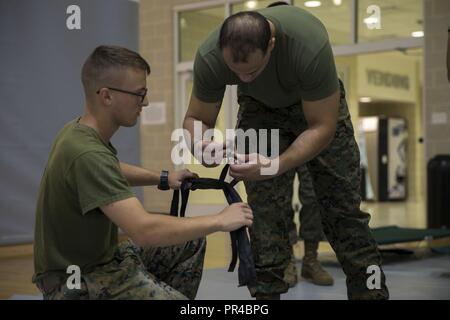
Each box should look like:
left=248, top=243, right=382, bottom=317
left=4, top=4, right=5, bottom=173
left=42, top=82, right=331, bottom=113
left=411, top=31, right=424, bottom=38
left=333, top=0, right=342, bottom=5
left=360, top=97, right=372, bottom=103
left=362, top=117, right=378, bottom=132
left=246, top=1, right=257, bottom=9
left=304, top=1, right=321, bottom=8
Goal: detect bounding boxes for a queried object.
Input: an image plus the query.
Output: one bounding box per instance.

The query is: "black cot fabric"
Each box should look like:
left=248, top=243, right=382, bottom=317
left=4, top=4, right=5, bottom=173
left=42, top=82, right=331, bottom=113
left=170, top=165, right=257, bottom=287
left=371, top=225, right=450, bottom=245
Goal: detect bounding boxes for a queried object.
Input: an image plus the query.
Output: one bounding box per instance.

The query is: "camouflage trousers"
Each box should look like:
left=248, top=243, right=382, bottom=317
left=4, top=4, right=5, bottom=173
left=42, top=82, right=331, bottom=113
left=236, top=81, right=389, bottom=300
left=36, top=238, right=206, bottom=300
left=287, top=165, right=325, bottom=245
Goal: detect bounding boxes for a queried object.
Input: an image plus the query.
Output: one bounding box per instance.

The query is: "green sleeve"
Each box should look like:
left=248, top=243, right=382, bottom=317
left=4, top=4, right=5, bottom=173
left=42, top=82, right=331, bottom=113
left=66, top=152, right=136, bottom=215
left=298, top=42, right=339, bottom=101
left=192, top=51, right=226, bottom=103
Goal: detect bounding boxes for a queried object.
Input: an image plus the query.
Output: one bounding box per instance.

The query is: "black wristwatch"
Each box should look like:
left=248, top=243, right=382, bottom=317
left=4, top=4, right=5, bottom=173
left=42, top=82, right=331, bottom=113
left=157, top=170, right=170, bottom=190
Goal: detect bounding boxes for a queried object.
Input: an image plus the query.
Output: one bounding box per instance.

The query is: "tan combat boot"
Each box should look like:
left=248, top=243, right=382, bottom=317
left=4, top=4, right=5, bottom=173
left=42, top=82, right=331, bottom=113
left=301, top=241, right=334, bottom=286
left=283, top=256, right=298, bottom=288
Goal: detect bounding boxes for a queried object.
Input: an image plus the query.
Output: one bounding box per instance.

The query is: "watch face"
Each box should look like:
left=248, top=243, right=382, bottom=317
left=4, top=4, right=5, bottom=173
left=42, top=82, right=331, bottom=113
left=159, top=170, right=170, bottom=190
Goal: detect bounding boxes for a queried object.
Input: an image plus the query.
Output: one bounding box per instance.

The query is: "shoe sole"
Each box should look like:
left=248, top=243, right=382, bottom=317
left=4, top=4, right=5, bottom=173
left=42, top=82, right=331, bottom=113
left=301, top=272, right=334, bottom=286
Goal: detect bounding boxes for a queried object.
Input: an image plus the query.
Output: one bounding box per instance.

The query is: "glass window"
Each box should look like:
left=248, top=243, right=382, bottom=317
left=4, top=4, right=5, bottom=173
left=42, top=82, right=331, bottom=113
left=179, top=6, right=225, bottom=62
left=231, top=0, right=282, bottom=13
left=294, top=0, right=353, bottom=45
left=358, top=0, right=423, bottom=43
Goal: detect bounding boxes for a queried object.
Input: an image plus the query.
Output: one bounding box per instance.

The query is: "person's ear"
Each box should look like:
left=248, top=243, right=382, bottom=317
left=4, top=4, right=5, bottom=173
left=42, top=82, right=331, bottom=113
left=97, top=88, right=113, bottom=106
left=268, top=37, right=276, bottom=53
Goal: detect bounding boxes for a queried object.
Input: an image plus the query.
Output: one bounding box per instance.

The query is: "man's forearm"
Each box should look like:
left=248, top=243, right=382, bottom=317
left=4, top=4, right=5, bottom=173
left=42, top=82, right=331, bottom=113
left=137, top=213, right=220, bottom=247
left=183, top=116, right=212, bottom=150
left=119, top=162, right=160, bottom=186
left=184, top=116, right=223, bottom=167
left=278, top=124, right=336, bottom=175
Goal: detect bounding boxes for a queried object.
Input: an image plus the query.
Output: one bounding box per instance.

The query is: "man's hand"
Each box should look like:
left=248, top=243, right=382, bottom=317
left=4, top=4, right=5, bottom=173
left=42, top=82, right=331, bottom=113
left=194, top=140, right=230, bottom=167
left=168, top=169, right=199, bottom=189
left=216, top=203, right=253, bottom=232
left=229, top=153, right=279, bottom=181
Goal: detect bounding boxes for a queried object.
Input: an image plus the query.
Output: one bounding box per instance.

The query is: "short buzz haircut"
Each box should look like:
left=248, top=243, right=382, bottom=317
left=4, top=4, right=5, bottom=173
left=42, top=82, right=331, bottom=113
left=219, top=11, right=271, bottom=63
left=81, top=45, right=150, bottom=98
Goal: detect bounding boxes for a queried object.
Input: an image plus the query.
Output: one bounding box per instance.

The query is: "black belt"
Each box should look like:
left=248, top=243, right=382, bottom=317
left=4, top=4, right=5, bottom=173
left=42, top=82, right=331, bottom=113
left=170, top=164, right=257, bottom=287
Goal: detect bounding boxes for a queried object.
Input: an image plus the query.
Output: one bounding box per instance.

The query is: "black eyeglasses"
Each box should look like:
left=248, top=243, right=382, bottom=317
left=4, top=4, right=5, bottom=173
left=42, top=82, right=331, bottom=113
left=96, top=87, right=148, bottom=103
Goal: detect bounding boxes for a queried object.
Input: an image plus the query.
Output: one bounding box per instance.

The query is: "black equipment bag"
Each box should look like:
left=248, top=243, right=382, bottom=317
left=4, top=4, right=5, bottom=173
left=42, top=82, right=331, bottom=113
left=427, top=154, right=450, bottom=228
left=170, top=164, right=257, bottom=287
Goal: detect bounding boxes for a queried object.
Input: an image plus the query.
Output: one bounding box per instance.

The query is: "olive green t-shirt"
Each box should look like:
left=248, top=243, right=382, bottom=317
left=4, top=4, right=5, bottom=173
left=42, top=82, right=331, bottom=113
left=193, top=5, right=339, bottom=108
left=33, top=119, right=135, bottom=280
